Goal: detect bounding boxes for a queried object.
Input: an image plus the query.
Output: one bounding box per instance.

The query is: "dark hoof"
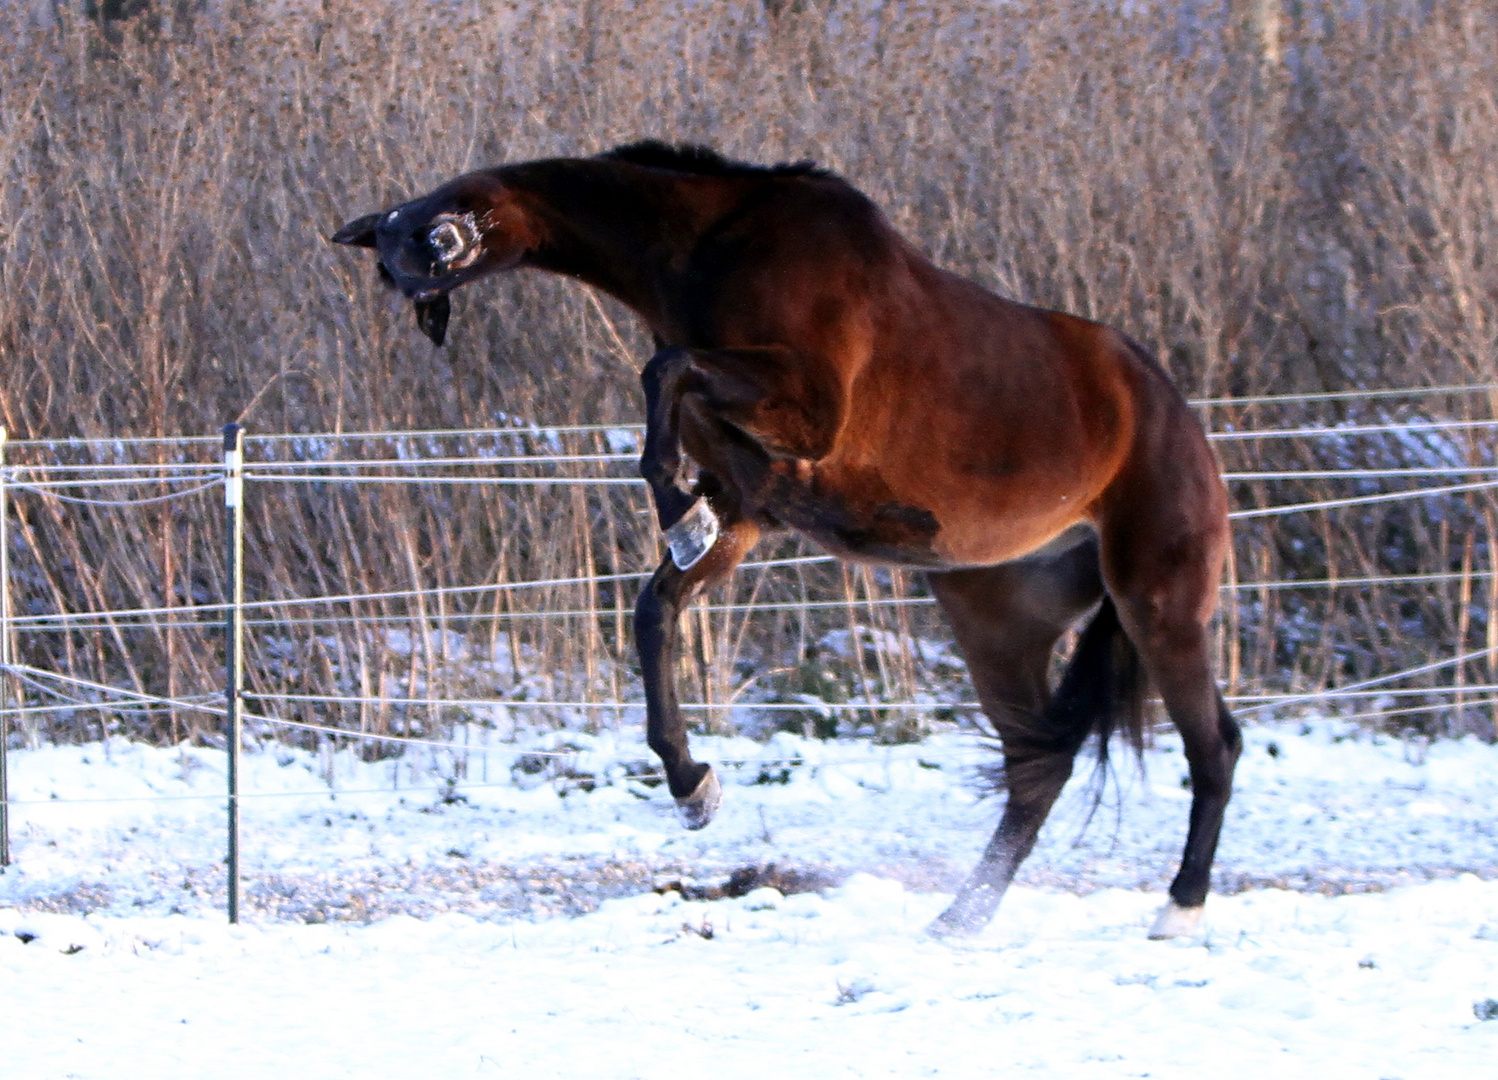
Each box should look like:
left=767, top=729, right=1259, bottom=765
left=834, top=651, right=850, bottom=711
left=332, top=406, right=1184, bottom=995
left=675, top=766, right=722, bottom=830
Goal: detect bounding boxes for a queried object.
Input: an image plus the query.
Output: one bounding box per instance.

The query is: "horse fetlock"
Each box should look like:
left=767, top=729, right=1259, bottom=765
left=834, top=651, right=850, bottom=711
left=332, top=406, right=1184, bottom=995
left=1148, top=901, right=1206, bottom=940
left=674, top=765, right=723, bottom=830
left=666, top=498, right=721, bottom=570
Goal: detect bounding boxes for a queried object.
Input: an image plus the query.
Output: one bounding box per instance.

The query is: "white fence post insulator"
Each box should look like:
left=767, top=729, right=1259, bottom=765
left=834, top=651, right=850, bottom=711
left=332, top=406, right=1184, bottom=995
left=1, top=425, right=11, bottom=870
left=223, top=423, right=246, bottom=923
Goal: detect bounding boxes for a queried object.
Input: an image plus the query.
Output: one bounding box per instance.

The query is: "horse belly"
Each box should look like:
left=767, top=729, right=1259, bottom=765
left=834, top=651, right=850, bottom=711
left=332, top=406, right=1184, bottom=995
left=740, top=458, right=938, bottom=566
left=752, top=459, right=1058, bottom=568
left=932, top=508, right=1094, bottom=567
left=779, top=457, right=1095, bottom=568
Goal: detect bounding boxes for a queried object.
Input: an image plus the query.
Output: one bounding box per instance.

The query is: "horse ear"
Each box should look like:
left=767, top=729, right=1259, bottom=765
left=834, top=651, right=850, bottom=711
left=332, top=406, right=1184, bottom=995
left=330, top=212, right=383, bottom=248
left=414, top=294, right=450, bottom=346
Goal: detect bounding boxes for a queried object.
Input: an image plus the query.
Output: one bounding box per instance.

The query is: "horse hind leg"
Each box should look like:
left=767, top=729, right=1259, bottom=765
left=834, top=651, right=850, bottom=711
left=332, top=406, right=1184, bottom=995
left=1099, top=517, right=1243, bottom=938
left=925, top=545, right=1116, bottom=937
left=1145, top=673, right=1241, bottom=939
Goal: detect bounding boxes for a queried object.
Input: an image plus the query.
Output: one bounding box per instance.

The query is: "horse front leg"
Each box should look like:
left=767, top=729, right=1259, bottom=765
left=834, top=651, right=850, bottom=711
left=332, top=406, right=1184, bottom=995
left=635, top=345, right=829, bottom=824
left=634, top=516, right=761, bottom=828
left=639, top=347, right=701, bottom=533
left=638, top=344, right=841, bottom=537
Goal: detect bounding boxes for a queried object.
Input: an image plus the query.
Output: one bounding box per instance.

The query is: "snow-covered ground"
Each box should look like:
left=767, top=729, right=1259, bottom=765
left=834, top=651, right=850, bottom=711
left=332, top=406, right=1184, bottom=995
left=3, top=720, right=1496, bottom=1078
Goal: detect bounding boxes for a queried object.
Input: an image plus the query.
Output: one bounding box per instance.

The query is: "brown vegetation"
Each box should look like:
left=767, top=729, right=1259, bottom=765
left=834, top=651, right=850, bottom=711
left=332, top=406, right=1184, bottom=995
left=1, top=1, right=1495, bottom=747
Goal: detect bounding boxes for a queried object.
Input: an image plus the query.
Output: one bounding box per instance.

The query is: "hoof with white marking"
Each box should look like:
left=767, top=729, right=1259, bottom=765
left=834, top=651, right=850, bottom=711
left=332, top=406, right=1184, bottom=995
left=675, top=766, right=722, bottom=830
left=666, top=499, right=721, bottom=571
left=1148, top=901, right=1205, bottom=940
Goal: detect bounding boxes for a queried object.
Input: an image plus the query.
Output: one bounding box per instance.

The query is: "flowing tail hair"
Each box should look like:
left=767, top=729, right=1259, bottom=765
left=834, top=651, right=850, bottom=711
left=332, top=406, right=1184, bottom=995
left=982, top=594, right=1149, bottom=807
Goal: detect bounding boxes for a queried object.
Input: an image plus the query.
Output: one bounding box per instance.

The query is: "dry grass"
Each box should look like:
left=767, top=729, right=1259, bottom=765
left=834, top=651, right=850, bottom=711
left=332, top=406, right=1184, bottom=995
left=1, top=1, right=1496, bottom=746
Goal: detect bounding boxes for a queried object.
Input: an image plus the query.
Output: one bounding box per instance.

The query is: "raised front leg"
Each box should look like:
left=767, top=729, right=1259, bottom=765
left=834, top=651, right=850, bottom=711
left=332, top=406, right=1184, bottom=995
left=637, top=344, right=842, bottom=533
left=634, top=515, right=761, bottom=828
left=639, top=348, right=701, bottom=533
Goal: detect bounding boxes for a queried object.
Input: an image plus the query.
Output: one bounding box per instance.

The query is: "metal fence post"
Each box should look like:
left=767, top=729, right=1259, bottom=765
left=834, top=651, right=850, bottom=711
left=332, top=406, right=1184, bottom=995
left=1, top=426, right=11, bottom=870
left=223, top=423, right=245, bottom=922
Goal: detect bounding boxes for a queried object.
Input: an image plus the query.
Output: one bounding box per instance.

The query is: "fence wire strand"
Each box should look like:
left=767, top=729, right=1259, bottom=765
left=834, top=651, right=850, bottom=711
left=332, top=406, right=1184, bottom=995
left=3, top=401, right=1496, bottom=822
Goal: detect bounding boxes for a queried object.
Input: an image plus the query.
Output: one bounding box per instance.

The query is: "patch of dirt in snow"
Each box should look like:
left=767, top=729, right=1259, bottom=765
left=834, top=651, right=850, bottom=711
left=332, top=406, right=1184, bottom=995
left=14, top=853, right=1493, bottom=927
left=247, top=857, right=692, bottom=923
left=10, top=858, right=855, bottom=925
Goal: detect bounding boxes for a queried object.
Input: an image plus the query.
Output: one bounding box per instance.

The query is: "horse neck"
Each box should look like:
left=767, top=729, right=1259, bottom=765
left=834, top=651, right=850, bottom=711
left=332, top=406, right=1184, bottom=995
left=501, top=160, right=721, bottom=326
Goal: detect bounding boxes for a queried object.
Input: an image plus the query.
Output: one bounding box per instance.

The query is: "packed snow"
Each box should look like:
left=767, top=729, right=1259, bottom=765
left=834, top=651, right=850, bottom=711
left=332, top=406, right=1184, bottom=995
left=2, top=719, right=1496, bottom=1078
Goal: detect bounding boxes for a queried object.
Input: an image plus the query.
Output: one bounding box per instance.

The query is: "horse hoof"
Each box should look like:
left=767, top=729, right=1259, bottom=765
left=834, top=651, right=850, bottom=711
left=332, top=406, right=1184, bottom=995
left=1148, top=902, right=1205, bottom=939
left=675, top=766, right=722, bottom=830
left=666, top=499, right=721, bottom=571
left=926, top=913, right=981, bottom=940
left=926, top=897, right=993, bottom=939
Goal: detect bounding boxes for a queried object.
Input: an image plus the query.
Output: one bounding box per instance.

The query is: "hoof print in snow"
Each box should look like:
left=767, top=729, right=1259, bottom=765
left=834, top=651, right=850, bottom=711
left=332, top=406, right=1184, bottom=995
left=1475, top=998, right=1498, bottom=1022
left=834, top=978, right=876, bottom=1006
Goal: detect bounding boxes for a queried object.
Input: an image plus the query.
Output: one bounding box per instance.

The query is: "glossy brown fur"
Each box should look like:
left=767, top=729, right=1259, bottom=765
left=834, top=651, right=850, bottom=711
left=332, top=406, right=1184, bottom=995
left=333, top=142, right=1243, bottom=936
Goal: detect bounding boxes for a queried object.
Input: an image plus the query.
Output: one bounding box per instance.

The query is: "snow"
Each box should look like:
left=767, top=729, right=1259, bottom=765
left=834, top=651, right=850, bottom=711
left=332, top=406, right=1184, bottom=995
left=3, top=721, right=1497, bottom=1078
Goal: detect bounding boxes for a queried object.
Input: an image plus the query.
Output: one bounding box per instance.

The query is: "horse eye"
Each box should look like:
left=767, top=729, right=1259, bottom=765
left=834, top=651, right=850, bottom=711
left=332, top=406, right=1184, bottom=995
left=428, top=222, right=465, bottom=261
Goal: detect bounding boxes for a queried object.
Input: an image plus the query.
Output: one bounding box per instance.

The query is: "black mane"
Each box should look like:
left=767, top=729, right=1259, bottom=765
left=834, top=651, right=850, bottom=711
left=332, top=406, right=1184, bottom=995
left=599, top=140, right=830, bottom=179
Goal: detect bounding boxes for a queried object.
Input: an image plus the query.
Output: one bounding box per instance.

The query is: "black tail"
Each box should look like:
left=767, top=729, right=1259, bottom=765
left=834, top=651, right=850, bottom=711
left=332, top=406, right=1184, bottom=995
left=1048, top=594, right=1148, bottom=763
left=980, top=594, right=1148, bottom=799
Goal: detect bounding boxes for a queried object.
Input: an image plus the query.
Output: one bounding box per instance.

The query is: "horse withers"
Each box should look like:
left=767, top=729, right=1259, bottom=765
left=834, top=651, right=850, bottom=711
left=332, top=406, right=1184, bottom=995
left=332, top=141, right=1242, bottom=939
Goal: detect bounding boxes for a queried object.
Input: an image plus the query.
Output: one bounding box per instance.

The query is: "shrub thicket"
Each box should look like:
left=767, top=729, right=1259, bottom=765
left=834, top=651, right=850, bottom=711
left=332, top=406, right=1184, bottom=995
left=1, top=2, right=1495, bottom=746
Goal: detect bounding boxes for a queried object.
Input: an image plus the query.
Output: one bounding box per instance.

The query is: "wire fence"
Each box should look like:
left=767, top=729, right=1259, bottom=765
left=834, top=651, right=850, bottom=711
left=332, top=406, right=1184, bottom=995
left=3, top=394, right=1496, bottom=729
left=2, top=386, right=1497, bottom=911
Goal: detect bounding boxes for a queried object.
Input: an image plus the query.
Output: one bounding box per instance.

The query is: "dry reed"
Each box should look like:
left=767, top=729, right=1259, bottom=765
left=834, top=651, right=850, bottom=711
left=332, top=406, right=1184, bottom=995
left=1, top=1, right=1495, bottom=747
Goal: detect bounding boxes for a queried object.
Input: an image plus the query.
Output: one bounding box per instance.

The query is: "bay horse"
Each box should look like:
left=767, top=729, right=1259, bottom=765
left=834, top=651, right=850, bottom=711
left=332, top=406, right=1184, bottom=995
left=332, top=141, right=1242, bottom=939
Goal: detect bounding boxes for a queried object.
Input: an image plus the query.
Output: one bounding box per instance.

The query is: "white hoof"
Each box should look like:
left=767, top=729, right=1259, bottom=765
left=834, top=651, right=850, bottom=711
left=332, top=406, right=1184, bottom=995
left=675, top=766, right=722, bottom=830
left=666, top=499, right=721, bottom=571
left=1148, top=901, right=1205, bottom=940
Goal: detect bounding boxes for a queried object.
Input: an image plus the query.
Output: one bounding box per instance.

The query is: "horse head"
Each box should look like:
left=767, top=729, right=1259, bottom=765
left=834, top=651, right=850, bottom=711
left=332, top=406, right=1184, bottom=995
left=330, top=173, right=537, bottom=346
